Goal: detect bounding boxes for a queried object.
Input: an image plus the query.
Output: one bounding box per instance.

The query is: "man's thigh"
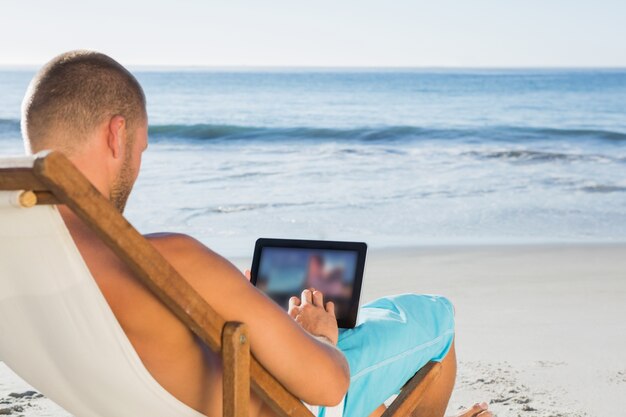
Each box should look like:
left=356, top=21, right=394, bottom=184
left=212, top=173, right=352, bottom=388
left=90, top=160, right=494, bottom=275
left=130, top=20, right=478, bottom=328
left=322, top=293, right=455, bottom=417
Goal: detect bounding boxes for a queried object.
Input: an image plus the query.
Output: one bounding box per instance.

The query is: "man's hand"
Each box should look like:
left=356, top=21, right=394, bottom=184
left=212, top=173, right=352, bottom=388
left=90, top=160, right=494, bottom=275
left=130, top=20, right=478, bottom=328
left=245, top=269, right=339, bottom=345
left=289, top=289, right=339, bottom=345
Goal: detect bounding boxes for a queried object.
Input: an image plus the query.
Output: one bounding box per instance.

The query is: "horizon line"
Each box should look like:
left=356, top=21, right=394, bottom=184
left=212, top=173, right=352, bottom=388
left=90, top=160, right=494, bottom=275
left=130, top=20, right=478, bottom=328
left=1, top=64, right=626, bottom=72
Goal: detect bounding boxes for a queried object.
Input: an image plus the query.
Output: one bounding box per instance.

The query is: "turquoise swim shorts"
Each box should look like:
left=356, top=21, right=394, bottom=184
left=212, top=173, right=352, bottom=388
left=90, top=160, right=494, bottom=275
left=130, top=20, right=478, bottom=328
left=318, top=293, right=455, bottom=417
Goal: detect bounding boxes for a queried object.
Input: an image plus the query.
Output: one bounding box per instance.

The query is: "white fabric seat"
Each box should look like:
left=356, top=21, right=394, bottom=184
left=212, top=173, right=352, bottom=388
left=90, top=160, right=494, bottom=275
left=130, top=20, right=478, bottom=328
left=0, top=173, right=206, bottom=416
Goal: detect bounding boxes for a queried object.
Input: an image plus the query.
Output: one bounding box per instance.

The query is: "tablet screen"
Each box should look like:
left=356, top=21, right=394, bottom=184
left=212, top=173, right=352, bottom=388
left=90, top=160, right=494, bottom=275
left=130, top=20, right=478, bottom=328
left=251, top=239, right=367, bottom=328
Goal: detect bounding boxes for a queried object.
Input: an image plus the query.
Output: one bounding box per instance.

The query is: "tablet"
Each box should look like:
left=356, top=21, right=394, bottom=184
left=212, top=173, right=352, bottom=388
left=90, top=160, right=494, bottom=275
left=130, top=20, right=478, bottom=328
left=250, top=238, right=367, bottom=329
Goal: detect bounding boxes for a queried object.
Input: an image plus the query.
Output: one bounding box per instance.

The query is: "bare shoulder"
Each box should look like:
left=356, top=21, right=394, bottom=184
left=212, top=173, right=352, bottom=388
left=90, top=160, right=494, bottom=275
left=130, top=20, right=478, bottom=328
left=145, top=232, right=207, bottom=255
left=144, top=232, right=246, bottom=287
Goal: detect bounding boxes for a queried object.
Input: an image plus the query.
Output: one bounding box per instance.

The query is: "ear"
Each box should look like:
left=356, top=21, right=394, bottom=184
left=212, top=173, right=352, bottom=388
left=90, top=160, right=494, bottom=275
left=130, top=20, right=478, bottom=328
left=106, top=115, right=126, bottom=159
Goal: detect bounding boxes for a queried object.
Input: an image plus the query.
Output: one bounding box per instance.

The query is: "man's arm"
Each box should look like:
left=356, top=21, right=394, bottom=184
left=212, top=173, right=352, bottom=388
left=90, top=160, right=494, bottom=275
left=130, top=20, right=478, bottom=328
left=148, top=233, right=350, bottom=406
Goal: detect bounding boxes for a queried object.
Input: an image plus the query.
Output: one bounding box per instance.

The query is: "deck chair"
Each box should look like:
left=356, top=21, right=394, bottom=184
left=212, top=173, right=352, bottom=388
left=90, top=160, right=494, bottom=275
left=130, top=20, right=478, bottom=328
left=0, top=151, right=442, bottom=417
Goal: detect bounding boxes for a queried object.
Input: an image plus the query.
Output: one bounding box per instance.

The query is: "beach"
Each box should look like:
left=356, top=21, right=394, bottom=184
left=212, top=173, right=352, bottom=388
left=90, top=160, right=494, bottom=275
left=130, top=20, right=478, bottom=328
left=360, top=244, right=626, bottom=417
left=1, top=68, right=625, bottom=416
left=2, top=243, right=625, bottom=416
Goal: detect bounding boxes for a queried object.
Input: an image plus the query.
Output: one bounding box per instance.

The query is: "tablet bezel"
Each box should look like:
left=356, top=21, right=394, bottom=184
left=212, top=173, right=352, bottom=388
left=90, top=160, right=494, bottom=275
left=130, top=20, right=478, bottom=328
left=250, top=238, right=367, bottom=329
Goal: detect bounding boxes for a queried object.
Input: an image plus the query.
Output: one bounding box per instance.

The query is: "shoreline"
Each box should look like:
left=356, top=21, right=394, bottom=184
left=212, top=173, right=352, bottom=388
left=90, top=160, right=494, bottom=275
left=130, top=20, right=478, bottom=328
left=2, top=243, right=625, bottom=416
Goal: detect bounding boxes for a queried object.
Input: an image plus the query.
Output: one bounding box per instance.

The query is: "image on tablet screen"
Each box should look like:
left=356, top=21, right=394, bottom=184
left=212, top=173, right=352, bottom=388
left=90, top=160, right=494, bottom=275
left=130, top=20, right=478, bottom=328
left=256, top=247, right=358, bottom=318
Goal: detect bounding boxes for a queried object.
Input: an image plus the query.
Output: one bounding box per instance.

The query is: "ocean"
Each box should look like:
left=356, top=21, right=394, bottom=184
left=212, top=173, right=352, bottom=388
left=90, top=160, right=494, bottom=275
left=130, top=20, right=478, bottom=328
left=1, top=69, right=625, bottom=256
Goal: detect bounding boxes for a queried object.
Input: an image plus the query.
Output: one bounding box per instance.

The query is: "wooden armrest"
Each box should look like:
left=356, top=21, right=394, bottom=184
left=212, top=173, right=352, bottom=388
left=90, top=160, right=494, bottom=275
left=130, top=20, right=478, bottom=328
left=222, top=322, right=251, bottom=417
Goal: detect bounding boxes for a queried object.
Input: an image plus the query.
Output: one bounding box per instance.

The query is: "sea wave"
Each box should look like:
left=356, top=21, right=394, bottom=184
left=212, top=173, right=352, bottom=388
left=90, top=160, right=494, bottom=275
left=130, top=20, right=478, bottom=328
left=147, top=123, right=626, bottom=143
left=579, top=184, right=626, bottom=193
left=2, top=117, right=625, bottom=143
left=179, top=201, right=319, bottom=220
left=0, top=118, right=20, bottom=135
left=463, top=149, right=617, bottom=163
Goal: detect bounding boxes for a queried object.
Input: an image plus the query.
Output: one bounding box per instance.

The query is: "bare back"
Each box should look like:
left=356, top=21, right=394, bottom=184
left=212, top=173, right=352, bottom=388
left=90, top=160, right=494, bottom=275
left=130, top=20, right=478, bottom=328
left=60, top=209, right=265, bottom=416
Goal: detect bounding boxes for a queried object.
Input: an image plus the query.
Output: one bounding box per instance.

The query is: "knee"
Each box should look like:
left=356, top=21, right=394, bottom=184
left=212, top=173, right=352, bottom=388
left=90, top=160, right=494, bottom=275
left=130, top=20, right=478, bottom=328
left=396, top=293, right=456, bottom=333
left=361, top=293, right=456, bottom=334
left=436, top=295, right=455, bottom=317
left=434, top=295, right=456, bottom=332
left=394, top=293, right=455, bottom=316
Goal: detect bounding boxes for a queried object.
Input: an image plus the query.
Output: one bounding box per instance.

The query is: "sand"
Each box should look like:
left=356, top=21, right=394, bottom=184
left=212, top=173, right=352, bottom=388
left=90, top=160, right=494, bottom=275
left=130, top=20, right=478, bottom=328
left=1, top=243, right=625, bottom=416
left=360, top=244, right=626, bottom=417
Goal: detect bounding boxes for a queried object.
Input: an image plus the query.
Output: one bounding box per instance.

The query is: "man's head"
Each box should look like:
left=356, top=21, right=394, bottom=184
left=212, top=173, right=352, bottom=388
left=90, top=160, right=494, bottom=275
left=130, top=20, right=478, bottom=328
left=21, top=50, right=148, bottom=212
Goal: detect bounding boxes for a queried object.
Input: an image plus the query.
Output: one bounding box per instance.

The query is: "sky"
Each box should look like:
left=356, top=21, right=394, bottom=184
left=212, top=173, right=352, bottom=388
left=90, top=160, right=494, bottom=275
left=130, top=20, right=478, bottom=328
left=1, top=0, right=625, bottom=68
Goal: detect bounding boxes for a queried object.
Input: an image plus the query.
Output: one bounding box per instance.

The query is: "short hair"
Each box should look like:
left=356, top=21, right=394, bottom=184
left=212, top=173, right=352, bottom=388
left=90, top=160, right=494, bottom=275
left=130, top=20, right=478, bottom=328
left=21, top=50, right=146, bottom=154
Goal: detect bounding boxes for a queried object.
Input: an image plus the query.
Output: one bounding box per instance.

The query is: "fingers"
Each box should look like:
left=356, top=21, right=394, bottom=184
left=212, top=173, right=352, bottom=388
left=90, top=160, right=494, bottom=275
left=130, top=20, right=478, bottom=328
left=312, top=290, right=324, bottom=307
left=244, top=269, right=251, bottom=281
left=301, top=289, right=313, bottom=305
left=289, top=296, right=301, bottom=310
left=325, top=301, right=336, bottom=316
left=288, top=296, right=301, bottom=318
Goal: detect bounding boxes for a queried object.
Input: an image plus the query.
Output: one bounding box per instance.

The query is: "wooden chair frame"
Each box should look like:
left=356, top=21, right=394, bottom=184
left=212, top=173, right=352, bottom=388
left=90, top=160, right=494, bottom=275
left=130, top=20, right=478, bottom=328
left=0, top=151, right=441, bottom=417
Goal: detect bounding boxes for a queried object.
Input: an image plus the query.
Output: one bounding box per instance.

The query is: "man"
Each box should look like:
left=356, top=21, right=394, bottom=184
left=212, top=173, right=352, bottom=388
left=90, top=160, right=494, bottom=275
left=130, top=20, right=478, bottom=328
left=304, top=254, right=351, bottom=298
left=20, top=50, right=491, bottom=417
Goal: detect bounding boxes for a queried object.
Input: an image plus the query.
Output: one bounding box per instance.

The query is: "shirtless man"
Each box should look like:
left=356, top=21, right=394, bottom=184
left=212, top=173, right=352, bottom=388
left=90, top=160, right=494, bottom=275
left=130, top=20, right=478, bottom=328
left=20, top=50, right=492, bottom=417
